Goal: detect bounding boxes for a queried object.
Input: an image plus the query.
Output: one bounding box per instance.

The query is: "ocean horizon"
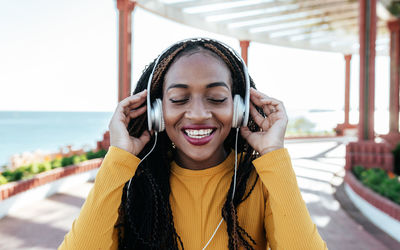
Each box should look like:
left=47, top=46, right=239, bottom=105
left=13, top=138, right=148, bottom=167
left=0, top=111, right=113, bottom=167
left=0, top=109, right=390, bottom=167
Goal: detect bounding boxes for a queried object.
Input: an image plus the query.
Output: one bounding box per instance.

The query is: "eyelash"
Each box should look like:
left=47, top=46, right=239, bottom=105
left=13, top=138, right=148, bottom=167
left=169, top=98, right=189, bottom=104
left=208, top=98, right=227, bottom=103
left=169, top=98, right=227, bottom=104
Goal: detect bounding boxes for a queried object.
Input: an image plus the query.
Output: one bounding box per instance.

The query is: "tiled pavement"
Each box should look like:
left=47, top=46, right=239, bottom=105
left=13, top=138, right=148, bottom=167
left=0, top=137, right=399, bottom=250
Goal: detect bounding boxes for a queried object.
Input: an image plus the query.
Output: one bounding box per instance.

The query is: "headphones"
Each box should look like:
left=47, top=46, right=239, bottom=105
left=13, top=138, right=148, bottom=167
left=146, top=38, right=250, bottom=132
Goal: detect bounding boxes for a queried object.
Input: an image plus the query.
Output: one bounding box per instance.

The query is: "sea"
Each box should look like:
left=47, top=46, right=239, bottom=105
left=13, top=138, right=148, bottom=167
left=0, top=111, right=113, bottom=167
left=0, top=110, right=390, bottom=167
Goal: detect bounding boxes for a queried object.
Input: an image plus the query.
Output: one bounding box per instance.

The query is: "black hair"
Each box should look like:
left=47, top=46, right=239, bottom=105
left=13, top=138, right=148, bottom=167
left=115, top=38, right=263, bottom=250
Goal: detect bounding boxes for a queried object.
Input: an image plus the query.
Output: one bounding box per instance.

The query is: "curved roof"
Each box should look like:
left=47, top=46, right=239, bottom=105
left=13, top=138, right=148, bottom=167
left=136, top=0, right=391, bottom=55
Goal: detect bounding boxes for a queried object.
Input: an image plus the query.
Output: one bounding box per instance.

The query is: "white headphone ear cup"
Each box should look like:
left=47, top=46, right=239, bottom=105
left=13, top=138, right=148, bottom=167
left=152, top=98, right=165, bottom=132
left=232, top=95, right=245, bottom=128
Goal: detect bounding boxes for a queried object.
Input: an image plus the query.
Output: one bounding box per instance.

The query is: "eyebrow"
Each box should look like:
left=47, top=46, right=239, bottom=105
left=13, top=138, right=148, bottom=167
left=166, top=81, right=230, bottom=91
left=167, top=83, right=188, bottom=91
left=206, top=82, right=229, bottom=89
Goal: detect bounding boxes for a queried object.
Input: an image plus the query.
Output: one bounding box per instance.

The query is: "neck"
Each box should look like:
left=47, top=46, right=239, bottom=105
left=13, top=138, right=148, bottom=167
left=175, top=147, right=229, bottom=170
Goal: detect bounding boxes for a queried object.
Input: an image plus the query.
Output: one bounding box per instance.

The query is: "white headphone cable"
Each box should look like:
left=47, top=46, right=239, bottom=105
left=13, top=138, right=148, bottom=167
left=126, top=131, right=158, bottom=199
left=202, top=128, right=240, bottom=250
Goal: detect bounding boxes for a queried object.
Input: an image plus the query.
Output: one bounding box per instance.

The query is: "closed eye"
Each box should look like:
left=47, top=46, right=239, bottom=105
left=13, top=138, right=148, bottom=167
left=169, top=98, right=189, bottom=104
left=208, top=97, right=227, bottom=103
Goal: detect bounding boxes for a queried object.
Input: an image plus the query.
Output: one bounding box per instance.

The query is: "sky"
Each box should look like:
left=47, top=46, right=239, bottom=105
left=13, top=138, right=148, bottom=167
left=0, top=0, right=390, bottom=114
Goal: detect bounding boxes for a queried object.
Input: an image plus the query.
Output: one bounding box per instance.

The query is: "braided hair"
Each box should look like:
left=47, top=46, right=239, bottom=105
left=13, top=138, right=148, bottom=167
left=115, top=38, right=264, bottom=250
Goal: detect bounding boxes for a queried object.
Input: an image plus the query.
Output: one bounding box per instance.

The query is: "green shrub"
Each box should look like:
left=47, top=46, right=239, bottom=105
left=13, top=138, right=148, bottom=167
left=80, top=154, right=88, bottom=162
left=28, top=163, right=40, bottom=174
left=97, top=149, right=107, bottom=158
left=0, top=149, right=106, bottom=185
left=380, top=178, right=400, bottom=204
left=0, top=174, right=8, bottom=185
left=72, top=155, right=81, bottom=165
left=352, top=165, right=365, bottom=179
left=61, top=156, right=74, bottom=167
left=9, top=169, right=24, bottom=182
left=352, top=166, right=400, bottom=205
left=86, top=151, right=95, bottom=160
left=1, top=170, right=12, bottom=179
left=51, top=158, right=62, bottom=169
left=360, top=168, right=386, bottom=186
left=86, top=149, right=107, bottom=160
left=38, top=162, right=52, bottom=173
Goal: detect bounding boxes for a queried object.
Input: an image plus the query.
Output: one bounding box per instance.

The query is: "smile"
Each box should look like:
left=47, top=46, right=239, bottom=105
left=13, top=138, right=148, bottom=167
left=181, top=127, right=216, bottom=146
left=184, top=129, right=214, bottom=138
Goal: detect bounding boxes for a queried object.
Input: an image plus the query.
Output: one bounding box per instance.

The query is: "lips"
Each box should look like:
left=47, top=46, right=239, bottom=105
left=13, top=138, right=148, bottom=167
left=181, top=125, right=216, bottom=146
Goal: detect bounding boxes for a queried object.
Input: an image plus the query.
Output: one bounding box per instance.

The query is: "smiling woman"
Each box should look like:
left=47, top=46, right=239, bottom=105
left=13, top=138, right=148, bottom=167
left=58, top=38, right=327, bottom=250
left=163, top=49, right=233, bottom=169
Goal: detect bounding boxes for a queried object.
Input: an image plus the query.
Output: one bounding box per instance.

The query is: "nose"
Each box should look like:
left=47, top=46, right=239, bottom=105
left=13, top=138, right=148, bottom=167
left=184, top=98, right=212, bottom=121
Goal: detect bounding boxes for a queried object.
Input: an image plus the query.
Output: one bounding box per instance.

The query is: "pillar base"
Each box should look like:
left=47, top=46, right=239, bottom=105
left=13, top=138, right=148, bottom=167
left=345, top=140, right=393, bottom=172
left=335, top=123, right=358, bottom=136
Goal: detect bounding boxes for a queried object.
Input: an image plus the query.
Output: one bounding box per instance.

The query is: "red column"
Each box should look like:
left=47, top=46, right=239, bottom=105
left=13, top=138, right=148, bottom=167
left=117, top=0, right=136, bottom=102
left=358, top=0, right=377, bottom=141
left=388, top=20, right=400, bottom=134
left=344, top=54, right=352, bottom=125
left=239, top=40, right=250, bottom=65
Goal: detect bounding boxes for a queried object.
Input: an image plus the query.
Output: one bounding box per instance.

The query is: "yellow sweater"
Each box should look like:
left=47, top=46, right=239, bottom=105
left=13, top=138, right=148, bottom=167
left=59, top=146, right=327, bottom=249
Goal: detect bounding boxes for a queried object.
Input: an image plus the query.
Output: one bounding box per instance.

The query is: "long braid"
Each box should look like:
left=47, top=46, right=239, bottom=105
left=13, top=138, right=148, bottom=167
left=151, top=45, right=187, bottom=93
left=117, top=38, right=263, bottom=250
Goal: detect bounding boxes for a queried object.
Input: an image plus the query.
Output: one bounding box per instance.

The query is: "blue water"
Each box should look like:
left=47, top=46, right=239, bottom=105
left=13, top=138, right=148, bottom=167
left=0, top=110, right=389, bottom=168
left=0, top=111, right=113, bottom=166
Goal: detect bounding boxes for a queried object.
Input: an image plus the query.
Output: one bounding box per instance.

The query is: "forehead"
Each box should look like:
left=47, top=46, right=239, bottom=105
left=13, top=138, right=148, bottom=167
left=164, top=50, right=232, bottom=86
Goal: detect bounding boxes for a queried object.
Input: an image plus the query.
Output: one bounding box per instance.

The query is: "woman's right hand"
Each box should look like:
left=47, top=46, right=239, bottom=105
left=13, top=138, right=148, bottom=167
left=108, top=89, right=151, bottom=156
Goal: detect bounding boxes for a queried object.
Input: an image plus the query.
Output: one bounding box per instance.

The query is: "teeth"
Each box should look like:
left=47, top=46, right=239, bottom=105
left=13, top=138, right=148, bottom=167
left=185, top=129, right=213, bottom=138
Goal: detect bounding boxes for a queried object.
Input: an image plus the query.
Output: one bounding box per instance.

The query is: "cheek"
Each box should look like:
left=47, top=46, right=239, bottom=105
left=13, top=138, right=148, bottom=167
left=163, top=102, right=181, bottom=126
left=211, top=99, right=234, bottom=129
left=215, top=104, right=233, bottom=124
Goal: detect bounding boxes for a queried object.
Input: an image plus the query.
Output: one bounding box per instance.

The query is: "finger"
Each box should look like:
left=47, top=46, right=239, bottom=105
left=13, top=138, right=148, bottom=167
left=120, top=101, right=145, bottom=121
left=251, top=94, right=280, bottom=109
left=250, top=104, right=271, bottom=129
left=124, top=105, right=148, bottom=125
left=250, top=87, right=268, bottom=99
left=128, top=105, right=147, bottom=119
left=123, top=94, right=148, bottom=115
left=254, top=97, right=284, bottom=117
left=250, top=90, right=280, bottom=114
left=118, top=90, right=147, bottom=112
left=138, top=130, right=151, bottom=145
left=250, top=103, right=265, bottom=124
left=240, top=126, right=252, bottom=141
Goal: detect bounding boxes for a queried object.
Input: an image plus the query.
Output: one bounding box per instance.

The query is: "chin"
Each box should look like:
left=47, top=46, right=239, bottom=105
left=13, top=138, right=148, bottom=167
left=188, top=149, right=215, bottom=162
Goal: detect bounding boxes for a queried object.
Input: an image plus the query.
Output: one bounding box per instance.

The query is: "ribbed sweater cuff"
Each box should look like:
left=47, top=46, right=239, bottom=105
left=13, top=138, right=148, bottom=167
left=98, top=146, right=141, bottom=183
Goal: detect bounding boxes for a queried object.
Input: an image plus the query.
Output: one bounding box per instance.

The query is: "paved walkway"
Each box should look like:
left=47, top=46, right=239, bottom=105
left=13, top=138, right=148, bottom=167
left=0, top=137, right=398, bottom=249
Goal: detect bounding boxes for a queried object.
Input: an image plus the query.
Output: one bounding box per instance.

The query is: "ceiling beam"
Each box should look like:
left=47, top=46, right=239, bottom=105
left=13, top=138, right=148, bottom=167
left=169, top=0, right=247, bottom=9
left=230, top=8, right=358, bottom=31
left=195, top=0, right=349, bottom=17
left=211, top=1, right=357, bottom=23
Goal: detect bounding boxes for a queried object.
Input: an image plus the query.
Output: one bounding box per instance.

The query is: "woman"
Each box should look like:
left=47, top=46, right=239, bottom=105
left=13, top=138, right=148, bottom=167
left=59, top=38, right=327, bottom=249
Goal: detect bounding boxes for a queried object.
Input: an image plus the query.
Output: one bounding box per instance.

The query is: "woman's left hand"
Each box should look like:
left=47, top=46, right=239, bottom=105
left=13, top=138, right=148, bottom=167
left=240, top=88, right=288, bottom=155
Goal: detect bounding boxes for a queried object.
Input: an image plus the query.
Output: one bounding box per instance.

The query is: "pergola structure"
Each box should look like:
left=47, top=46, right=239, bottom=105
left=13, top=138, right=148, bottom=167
left=111, top=0, right=400, bottom=173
